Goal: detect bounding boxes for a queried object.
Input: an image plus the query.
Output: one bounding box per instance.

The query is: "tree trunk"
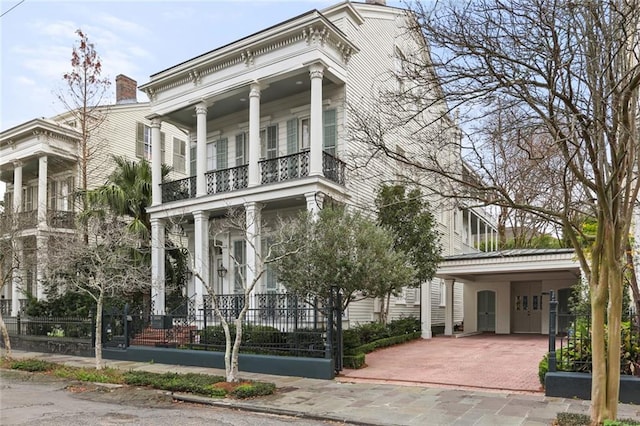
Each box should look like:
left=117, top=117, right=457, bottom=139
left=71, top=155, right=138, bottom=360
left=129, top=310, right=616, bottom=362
left=625, top=240, right=640, bottom=316
left=221, top=318, right=232, bottom=381
left=229, top=317, right=243, bottom=383
left=95, top=295, right=103, bottom=370
left=0, top=313, right=12, bottom=357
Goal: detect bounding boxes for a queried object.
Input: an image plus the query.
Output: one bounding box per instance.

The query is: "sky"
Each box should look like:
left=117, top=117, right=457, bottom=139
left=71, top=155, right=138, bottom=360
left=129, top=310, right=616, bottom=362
left=0, top=0, right=403, bottom=132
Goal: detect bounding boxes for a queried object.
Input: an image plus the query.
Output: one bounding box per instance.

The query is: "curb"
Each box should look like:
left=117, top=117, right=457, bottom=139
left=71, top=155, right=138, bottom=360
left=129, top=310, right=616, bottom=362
left=170, top=392, right=383, bottom=426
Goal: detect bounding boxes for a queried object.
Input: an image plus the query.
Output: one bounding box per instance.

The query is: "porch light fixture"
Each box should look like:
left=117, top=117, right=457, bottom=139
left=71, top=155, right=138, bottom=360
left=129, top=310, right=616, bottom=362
left=217, top=261, right=227, bottom=278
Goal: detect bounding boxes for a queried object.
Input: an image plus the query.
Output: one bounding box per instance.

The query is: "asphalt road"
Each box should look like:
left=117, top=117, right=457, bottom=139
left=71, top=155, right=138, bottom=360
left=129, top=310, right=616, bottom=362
left=0, top=370, right=336, bottom=426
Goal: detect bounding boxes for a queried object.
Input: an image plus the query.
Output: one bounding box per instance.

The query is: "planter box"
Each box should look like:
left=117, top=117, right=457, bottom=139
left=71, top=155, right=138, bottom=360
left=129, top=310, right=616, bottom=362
left=545, top=371, right=640, bottom=404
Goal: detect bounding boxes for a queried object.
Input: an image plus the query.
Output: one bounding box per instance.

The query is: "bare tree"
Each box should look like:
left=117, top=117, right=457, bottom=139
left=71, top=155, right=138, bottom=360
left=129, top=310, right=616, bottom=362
left=46, top=215, right=150, bottom=369
left=57, top=29, right=111, bottom=222
left=351, top=0, right=639, bottom=421
left=187, top=208, right=300, bottom=383
left=0, top=213, right=24, bottom=357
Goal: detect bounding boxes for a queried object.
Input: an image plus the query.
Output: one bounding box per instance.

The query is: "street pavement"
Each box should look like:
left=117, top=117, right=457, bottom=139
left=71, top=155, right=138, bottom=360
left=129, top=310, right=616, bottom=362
left=5, top=350, right=640, bottom=425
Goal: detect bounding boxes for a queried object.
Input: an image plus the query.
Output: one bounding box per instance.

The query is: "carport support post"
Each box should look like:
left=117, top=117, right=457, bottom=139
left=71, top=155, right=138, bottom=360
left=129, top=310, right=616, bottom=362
left=444, top=279, right=455, bottom=336
left=548, top=290, right=557, bottom=372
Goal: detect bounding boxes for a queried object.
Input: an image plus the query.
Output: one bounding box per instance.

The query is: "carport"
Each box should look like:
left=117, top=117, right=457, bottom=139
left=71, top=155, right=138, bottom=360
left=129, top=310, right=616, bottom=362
left=431, top=249, right=581, bottom=336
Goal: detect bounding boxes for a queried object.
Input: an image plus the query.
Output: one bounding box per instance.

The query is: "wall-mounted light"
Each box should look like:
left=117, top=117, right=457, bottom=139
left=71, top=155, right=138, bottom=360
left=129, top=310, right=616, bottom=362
left=217, top=260, right=227, bottom=278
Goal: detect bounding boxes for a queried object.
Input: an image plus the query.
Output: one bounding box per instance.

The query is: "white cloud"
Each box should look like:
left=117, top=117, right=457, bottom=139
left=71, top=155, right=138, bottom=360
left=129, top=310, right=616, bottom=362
left=99, top=14, right=149, bottom=37
left=15, top=76, right=36, bottom=86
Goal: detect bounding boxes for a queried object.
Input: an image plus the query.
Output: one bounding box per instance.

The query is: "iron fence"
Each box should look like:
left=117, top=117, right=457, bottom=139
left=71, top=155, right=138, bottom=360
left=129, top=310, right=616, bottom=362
left=5, top=313, right=93, bottom=340
left=548, top=291, right=640, bottom=376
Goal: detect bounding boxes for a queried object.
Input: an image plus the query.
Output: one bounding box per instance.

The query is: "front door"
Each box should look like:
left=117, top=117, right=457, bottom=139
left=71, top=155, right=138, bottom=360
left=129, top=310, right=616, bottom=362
left=477, top=290, right=496, bottom=332
left=511, top=281, right=542, bottom=333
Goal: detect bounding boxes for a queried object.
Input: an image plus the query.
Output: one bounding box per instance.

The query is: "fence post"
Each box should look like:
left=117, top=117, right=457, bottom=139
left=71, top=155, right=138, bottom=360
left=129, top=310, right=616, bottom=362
left=325, top=290, right=334, bottom=360
left=90, top=309, right=96, bottom=348
left=124, top=303, right=129, bottom=348
left=16, top=311, right=21, bottom=335
left=335, top=288, right=343, bottom=372
left=548, top=290, right=557, bottom=372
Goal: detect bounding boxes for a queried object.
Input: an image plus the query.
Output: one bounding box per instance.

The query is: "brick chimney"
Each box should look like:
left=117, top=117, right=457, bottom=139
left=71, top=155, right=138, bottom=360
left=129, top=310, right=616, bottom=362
left=115, top=74, right=137, bottom=104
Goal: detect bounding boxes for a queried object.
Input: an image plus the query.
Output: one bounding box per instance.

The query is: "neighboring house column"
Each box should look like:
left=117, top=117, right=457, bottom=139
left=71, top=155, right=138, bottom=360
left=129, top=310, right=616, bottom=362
left=195, top=103, right=208, bottom=197
left=309, top=63, right=324, bottom=177
left=248, top=83, right=261, bottom=187
left=444, top=279, right=455, bottom=335
left=37, top=155, right=47, bottom=227
left=193, top=211, right=209, bottom=313
left=151, top=217, right=165, bottom=315
left=36, top=235, right=47, bottom=301
left=150, top=118, right=162, bottom=206
left=11, top=239, right=23, bottom=316
left=244, top=202, right=262, bottom=301
left=305, top=191, right=324, bottom=219
left=13, top=161, right=23, bottom=213
left=421, top=280, right=433, bottom=339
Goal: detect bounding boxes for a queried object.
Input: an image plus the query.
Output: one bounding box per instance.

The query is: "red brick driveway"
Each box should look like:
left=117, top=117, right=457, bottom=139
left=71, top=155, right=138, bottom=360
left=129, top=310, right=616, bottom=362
left=338, top=334, right=549, bottom=393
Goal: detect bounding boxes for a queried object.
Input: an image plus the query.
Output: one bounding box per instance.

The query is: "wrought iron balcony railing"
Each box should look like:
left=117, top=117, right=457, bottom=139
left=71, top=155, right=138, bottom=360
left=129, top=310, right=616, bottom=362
left=48, top=209, right=75, bottom=229
left=322, top=151, right=346, bottom=185
left=161, top=176, right=196, bottom=202
left=259, top=151, right=310, bottom=184
left=206, top=165, right=248, bottom=195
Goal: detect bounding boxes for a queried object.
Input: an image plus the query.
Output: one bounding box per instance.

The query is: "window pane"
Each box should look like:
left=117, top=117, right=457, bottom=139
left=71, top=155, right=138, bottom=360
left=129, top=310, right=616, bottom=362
left=216, top=138, right=228, bottom=169
left=323, top=109, right=336, bottom=155
left=286, top=118, right=298, bottom=154
left=206, top=142, right=216, bottom=171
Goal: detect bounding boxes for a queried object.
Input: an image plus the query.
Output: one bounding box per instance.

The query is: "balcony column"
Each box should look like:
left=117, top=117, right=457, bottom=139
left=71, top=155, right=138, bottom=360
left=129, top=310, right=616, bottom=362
left=11, top=239, right=23, bottom=316
left=244, top=202, right=262, bottom=302
left=195, top=103, right=208, bottom=197
left=309, top=63, right=324, bottom=177
left=193, top=211, right=209, bottom=313
left=37, top=156, right=48, bottom=227
left=151, top=217, right=165, bottom=315
left=150, top=118, right=162, bottom=206
left=421, top=281, right=432, bottom=339
left=444, top=279, right=455, bottom=336
left=248, top=83, right=261, bottom=187
left=36, top=235, right=47, bottom=301
left=13, top=161, right=23, bottom=213
left=305, top=191, right=324, bottom=220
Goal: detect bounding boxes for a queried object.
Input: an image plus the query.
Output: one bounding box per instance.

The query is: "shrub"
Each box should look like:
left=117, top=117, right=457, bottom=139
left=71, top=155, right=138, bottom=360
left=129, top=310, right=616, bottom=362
left=354, top=322, right=390, bottom=343
left=10, top=359, right=57, bottom=372
left=343, top=329, right=363, bottom=355
left=343, top=353, right=366, bottom=369
left=387, top=316, right=421, bottom=335
left=556, top=412, right=591, bottom=426
left=538, top=355, right=548, bottom=387
left=122, top=371, right=225, bottom=395
left=229, top=381, right=276, bottom=399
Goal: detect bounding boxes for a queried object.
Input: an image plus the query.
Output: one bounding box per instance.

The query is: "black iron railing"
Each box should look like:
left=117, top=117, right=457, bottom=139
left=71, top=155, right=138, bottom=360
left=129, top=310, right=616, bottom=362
left=0, top=299, right=10, bottom=316
left=323, top=151, right=346, bottom=185
left=259, top=151, right=310, bottom=184
left=206, top=165, right=248, bottom=195
left=48, top=209, right=75, bottom=228
left=6, top=313, right=93, bottom=339
left=161, top=176, right=196, bottom=202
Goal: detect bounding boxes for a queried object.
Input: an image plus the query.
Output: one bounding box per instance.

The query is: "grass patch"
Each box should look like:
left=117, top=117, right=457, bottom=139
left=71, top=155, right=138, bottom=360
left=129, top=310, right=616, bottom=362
left=2, top=357, right=276, bottom=399
left=555, top=413, right=640, bottom=426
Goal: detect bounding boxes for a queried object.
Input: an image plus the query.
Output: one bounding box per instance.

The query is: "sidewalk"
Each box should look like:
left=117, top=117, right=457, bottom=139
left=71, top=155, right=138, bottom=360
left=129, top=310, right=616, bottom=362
left=6, top=350, right=640, bottom=425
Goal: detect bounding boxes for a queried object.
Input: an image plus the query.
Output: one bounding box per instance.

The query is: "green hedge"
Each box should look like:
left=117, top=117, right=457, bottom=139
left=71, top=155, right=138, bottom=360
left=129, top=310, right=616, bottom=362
left=351, top=332, right=422, bottom=355
left=343, top=353, right=366, bottom=369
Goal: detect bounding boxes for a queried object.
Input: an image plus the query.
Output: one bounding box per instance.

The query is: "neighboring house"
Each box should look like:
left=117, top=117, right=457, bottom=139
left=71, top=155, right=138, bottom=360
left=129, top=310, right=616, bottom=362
left=140, top=0, right=496, bottom=337
left=0, top=75, right=188, bottom=316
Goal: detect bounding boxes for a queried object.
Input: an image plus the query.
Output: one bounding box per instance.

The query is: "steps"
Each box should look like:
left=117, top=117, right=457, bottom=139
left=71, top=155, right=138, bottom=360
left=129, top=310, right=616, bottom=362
left=129, top=325, right=196, bottom=347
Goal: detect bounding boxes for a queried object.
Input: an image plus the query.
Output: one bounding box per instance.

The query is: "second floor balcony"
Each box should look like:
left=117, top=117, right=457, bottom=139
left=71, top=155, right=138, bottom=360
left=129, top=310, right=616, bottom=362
left=0, top=209, right=76, bottom=232
left=160, top=151, right=346, bottom=204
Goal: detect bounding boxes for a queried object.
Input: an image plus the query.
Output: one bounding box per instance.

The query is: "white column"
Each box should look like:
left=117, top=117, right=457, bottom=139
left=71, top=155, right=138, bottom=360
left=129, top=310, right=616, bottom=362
left=421, top=281, right=433, bottom=339
left=11, top=239, right=23, bottom=316
left=37, top=156, right=48, bottom=226
left=151, top=218, right=166, bottom=315
left=195, top=103, right=208, bottom=197
left=36, top=235, right=47, bottom=301
left=13, top=161, right=23, bottom=213
left=244, top=202, right=261, bottom=297
left=466, top=210, right=472, bottom=246
left=476, top=215, right=481, bottom=249
left=151, top=118, right=162, bottom=206
left=309, top=63, right=324, bottom=177
left=193, top=211, right=209, bottom=312
left=305, top=191, right=324, bottom=219
left=248, top=84, right=261, bottom=187
left=444, top=279, right=455, bottom=335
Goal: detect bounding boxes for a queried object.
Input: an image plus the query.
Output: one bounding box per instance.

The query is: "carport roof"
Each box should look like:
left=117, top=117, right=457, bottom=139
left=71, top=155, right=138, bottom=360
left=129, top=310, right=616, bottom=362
left=436, top=248, right=580, bottom=282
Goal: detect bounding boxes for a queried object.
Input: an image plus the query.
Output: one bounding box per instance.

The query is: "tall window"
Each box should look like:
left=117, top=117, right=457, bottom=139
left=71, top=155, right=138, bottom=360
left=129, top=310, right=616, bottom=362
left=262, top=237, right=277, bottom=292
left=160, top=132, right=166, bottom=163
left=217, top=138, right=228, bottom=169
left=136, top=122, right=151, bottom=159
left=189, top=143, right=197, bottom=176
left=301, top=118, right=310, bottom=149
left=235, top=133, right=247, bottom=166
left=233, top=240, right=246, bottom=294
left=22, top=186, right=36, bottom=211
left=206, top=142, right=216, bottom=171
left=286, top=118, right=298, bottom=154
left=323, top=109, right=337, bottom=156
left=173, top=138, right=186, bottom=173
left=261, top=125, right=278, bottom=159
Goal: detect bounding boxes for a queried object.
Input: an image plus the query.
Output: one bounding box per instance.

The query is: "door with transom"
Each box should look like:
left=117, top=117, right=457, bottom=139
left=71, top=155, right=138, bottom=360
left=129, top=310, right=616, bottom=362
left=511, top=281, right=542, bottom=333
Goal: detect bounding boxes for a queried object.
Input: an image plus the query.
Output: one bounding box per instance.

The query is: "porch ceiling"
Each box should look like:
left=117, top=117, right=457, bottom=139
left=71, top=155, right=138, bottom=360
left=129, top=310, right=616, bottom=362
left=436, top=249, right=580, bottom=282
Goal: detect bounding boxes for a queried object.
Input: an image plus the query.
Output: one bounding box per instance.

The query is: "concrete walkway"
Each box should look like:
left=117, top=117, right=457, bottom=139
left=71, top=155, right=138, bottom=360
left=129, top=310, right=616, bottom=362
left=5, top=350, right=640, bottom=425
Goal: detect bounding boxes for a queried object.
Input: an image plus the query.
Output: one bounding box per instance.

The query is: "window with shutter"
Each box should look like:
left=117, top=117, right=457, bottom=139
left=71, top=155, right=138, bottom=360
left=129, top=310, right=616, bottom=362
left=48, top=181, right=57, bottom=210
left=206, top=142, right=216, bottom=171
left=233, top=240, right=246, bottom=293
left=189, top=143, right=197, bottom=175
left=160, top=132, right=166, bottom=163
left=173, top=138, right=186, bottom=173
left=265, top=125, right=278, bottom=159
left=135, top=122, right=152, bottom=159
left=262, top=237, right=278, bottom=292
left=216, top=138, right=228, bottom=169
left=235, top=133, right=247, bottom=166
left=300, top=118, right=310, bottom=149
left=323, top=109, right=337, bottom=156
left=286, top=118, right=298, bottom=154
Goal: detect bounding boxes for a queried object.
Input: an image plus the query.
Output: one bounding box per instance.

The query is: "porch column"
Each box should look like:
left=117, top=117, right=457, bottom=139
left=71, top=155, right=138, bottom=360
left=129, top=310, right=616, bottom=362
left=309, top=63, right=324, bottom=177
left=150, top=118, right=162, bottom=206
left=37, top=156, right=47, bottom=227
left=36, top=235, right=47, bottom=301
left=151, top=217, right=166, bottom=314
left=195, top=103, right=208, bottom=197
left=193, top=211, right=209, bottom=312
left=248, top=83, right=261, bottom=187
left=421, top=280, right=433, bottom=339
left=13, top=161, right=23, bottom=213
left=305, top=191, right=324, bottom=219
left=11, top=239, right=23, bottom=316
left=467, top=210, right=472, bottom=247
left=444, top=279, right=455, bottom=335
left=476, top=215, right=481, bottom=249
left=244, top=202, right=262, bottom=298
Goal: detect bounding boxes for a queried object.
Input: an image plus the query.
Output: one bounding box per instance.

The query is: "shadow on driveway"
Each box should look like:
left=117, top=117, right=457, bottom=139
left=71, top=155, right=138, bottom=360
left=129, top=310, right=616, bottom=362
left=338, top=334, right=549, bottom=393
